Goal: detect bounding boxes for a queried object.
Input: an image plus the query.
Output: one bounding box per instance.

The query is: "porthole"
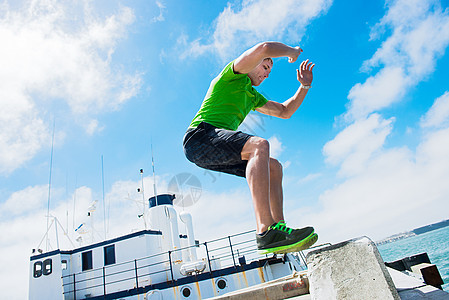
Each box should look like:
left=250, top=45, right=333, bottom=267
left=61, top=260, right=67, bottom=270
left=33, top=261, right=43, bottom=278
left=217, top=278, right=227, bottom=290
left=43, top=259, right=52, bottom=275
left=181, top=286, right=191, bottom=297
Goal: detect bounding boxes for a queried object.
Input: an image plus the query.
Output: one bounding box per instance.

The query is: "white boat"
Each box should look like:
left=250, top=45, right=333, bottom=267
left=29, top=194, right=309, bottom=300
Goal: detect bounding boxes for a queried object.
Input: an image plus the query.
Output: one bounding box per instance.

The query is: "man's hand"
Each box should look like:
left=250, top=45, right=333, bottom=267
left=288, top=46, right=303, bottom=63
left=297, top=59, right=315, bottom=86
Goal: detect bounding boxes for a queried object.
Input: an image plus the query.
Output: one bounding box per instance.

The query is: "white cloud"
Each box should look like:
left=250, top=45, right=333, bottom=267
left=297, top=173, right=321, bottom=185
left=268, top=135, right=284, bottom=158
left=313, top=0, right=449, bottom=244
left=323, top=114, right=394, bottom=176
left=0, top=186, right=91, bottom=300
left=0, top=173, right=172, bottom=299
left=85, top=119, right=104, bottom=136
left=0, top=185, right=48, bottom=218
left=346, top=0, right=449, bottom=121
left=151, top=1, right=166, bottom=23
left=346, top=67, right=409, bottom=121
left=0, top=0, right=142, bottom=175
left=181, top=0, right=332, bottom=61
left=188, top=188, right=255, bottom=241
left=0, top=91, right=48, bottom=174
left=297, top=124, right=449, bottom=243
left=420, top=91, right=449, bottom=128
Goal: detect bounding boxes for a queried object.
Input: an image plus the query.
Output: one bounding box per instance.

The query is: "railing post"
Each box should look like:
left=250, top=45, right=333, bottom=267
left=103, top=267, right=106, bottom=297
left=228, top=236, right=237, bottom=268
left=299, top=251, right=307, bottom=268
left=168, top=251, right=175, bottom=283
left=204, top=242, right=213, bottom=276
left=73, top=273, right=76, bottom=300
left=134, top=259, right=139, bottom=289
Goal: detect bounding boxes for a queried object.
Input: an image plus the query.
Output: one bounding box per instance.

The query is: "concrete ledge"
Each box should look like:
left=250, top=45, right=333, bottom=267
left=306, top=236, right=400, bottom=300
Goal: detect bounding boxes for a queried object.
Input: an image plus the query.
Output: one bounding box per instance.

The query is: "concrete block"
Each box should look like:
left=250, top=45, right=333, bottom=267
left=306, top=236, right=400, bottom=300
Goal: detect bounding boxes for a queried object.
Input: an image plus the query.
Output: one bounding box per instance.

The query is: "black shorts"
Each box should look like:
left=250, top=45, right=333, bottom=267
left=183, top=122, right=253, bottom=178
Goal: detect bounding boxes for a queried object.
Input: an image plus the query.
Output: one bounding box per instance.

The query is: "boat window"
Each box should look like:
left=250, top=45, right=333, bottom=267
left=217, top=278, right=227, bottom=290
left=43, top=259, right=52, bottom=275
left=82, top=251, right=93, bottom=271
left=61, top=259, right=67, bottom=270
left=33, top=261, right=43, bottom=278
left=104, top=245, right=116, bottom=266
left=181, top=286, right=191, bottom=297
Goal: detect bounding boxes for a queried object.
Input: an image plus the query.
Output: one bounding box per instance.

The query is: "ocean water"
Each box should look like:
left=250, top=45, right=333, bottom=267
left=377, top=226, right=449, bottom=292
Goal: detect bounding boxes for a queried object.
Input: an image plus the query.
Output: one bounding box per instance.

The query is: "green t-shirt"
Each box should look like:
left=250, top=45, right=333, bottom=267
left=189, top=60, right=268, bottom=131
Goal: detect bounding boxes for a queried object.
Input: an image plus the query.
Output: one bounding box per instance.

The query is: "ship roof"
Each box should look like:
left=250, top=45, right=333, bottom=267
left=30, top=229, right=161, bottom=261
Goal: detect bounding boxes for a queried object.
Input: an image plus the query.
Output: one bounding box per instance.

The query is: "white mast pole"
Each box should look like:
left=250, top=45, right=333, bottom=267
left=46, top=120, right=55, bottom=252
left=140, top=169, right=147, bottom=229
left=151, top=143, right=158, bottom=205
left=102, top=155, right=106, bottom=240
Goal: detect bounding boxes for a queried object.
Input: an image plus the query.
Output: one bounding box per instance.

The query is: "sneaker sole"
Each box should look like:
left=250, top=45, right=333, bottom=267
left=259, top=232, right=318, bottom=255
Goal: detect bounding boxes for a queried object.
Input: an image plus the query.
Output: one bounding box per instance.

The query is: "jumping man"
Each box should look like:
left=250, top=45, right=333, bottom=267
left=183, top=42, right=317, bottom=254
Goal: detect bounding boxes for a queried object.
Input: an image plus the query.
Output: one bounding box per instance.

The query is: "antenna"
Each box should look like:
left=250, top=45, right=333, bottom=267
left=151, top=142, right=158, bottom=205
left=45, top=120, right=55, bottom=252
left=139, top=169, right=148, bottom=229
left=72, top=176, right=78, bottom=236
left=65, top=171, right=69, bottom=237
left=102, top=155, right=106, bottom=240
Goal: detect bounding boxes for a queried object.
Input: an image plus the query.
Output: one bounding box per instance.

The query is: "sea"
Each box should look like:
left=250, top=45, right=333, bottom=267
left=377, top=225, right=449, bottom=292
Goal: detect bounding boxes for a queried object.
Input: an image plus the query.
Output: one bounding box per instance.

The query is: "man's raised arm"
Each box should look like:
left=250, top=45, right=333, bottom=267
left=233, top=42, right=303, bottom=74
left=256, top=59, right=315, bottom=119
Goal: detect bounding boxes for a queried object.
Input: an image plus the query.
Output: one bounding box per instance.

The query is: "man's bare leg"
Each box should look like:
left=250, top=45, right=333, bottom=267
left=242, top=137, right=284, bottom=234
left=269, top=158, right=284, bottom=223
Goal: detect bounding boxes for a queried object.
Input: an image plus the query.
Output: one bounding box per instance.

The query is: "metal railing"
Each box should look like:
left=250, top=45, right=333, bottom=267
left=61, top=230, right=314, bottom=299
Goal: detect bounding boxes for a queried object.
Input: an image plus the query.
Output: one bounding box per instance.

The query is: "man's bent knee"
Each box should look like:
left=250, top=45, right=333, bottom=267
left=241, top=137, right=269, bottom=160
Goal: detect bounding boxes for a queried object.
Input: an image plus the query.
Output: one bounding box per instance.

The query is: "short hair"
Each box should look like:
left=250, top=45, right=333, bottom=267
left=264, top=57, right=273, bottom=65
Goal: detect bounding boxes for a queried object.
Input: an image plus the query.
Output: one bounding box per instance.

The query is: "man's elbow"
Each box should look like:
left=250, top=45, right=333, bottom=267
left=255, top=42, right=274, bottom=57
left=279, top=109, right=293, bottom=119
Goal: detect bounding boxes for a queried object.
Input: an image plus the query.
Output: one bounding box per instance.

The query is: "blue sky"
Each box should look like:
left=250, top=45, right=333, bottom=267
left=1, top=0, right=449, bottom=298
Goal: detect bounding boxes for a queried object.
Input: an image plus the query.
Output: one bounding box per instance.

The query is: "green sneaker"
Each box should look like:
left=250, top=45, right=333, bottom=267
left=277, top=220, right=319, bottom=252
left=256, top=221, right=317, bottom=254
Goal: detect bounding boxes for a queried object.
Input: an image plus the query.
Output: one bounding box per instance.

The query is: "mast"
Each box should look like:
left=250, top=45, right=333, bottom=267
left=151, top=143, right=158, bottom=205
left=45, top=120, right=55, bottom=252
left=102, top=155, right=106, bottom=239
left=139, top=169, right=148, bottom=229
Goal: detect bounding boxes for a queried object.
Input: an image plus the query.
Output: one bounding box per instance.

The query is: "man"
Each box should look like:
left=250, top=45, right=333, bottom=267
left=183, top=42, right=317, bottom=254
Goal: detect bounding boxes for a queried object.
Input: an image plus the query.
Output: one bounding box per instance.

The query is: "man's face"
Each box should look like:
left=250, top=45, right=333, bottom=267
left=248, top=59, right=273, bottom=86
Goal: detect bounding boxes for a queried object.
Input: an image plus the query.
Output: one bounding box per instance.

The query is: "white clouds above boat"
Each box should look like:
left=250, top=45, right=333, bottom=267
left=346, top=0, right=449, bottom=122
left=309, top=0, right=449, bottom=242
left=180, top=0, right=333, bottom=61
left=291, top=90, right=449, bottom=242
left=0, top=172, right=253, bottom=299
left=0, top=174, right=166, bottom=300
left=420, top=91, right=449, bottom=129
left=323, top=114, right=394, bottom=177
left=0, top=0, right=142, bottom=175
left=302, top=121, right=449, bottom=243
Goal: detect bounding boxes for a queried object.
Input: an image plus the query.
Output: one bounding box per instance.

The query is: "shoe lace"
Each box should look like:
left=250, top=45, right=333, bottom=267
left=270, top=221, right=293, bottom=235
